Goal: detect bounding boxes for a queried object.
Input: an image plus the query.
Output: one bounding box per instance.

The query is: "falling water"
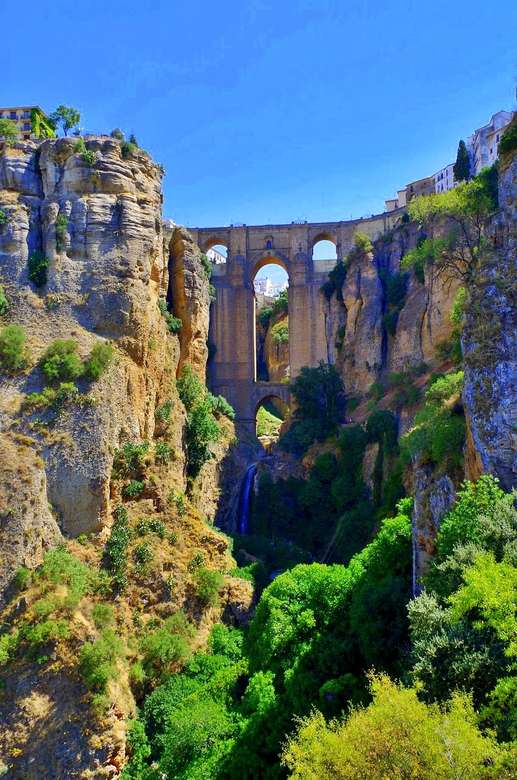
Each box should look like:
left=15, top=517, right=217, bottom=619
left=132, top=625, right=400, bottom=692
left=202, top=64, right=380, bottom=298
left=237, top=463, right=257, bottom=535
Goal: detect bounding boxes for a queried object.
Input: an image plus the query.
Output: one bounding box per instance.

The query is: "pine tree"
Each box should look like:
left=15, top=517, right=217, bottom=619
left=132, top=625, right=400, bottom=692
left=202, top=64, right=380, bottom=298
left=453, top=140, right=470, bottom=182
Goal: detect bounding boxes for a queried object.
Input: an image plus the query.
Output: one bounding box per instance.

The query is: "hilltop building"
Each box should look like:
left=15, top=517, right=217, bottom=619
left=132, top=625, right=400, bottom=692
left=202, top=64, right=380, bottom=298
left=384, top=108, right=514, bottom=211
left=207, top=246, right=226, bottom=264
left=0, top=106, right=55, bottom=141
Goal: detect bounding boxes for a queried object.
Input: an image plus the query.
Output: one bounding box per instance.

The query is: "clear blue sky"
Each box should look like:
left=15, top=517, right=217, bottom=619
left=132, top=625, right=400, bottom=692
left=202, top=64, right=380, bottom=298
left=3, top=0, right=515, bottom=229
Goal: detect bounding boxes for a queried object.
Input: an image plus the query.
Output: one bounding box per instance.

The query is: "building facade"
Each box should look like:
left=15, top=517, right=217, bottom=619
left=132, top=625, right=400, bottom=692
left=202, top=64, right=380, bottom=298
left=433, top=162, right=455, bottom=193
left=0, top=106, right=55, bottom=141
left=467, top=110, right=514, bottom=175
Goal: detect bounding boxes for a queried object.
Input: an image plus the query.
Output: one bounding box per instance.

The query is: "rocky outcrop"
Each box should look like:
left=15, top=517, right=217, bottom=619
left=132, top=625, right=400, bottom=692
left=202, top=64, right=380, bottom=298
left=166, top=223, right=210, bottom=381
left=263, top=311, right=289, bottom=382
left=0, top=137, right=227, bottom=596
left=462, top=152, right=517, bottom=491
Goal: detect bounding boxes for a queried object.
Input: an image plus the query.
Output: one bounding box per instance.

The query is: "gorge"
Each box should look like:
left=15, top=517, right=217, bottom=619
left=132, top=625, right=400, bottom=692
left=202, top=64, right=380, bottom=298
left=0, top=121, right=516, bottom=778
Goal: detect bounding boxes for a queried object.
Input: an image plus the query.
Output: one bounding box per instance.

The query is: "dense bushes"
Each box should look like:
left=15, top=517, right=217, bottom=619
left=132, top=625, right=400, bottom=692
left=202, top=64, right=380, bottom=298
left=0, top=324, right=29, bottom=372
left=84, top=341, right=114, bottom=380
left=401, top=371, right=465, bottom=466
left=280, top=361, right=345, bottom=453
left=177, top=364, right=234, bottom=477
left=40, top=339, right=84, bottom=382
left=271, top=320, right=289, bottom=344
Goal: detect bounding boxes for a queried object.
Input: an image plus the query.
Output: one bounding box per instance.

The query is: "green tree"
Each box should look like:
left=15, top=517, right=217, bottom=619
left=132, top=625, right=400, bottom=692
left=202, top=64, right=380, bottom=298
left=282, top=675, right=504, bottom=780
left=453, top=139, right=471, bottom=182
left=0, top=118, right=18, bottom=145
left=49, top=105, right=81, bottom=136
left=40, top=339, right=83, bottom=383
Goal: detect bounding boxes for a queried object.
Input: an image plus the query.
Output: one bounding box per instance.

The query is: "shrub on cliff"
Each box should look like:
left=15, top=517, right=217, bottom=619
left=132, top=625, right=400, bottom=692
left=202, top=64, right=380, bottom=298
left=84, top=341, right=114, bottom=381
left=0, top=324, right=29, bottom=373
left=157, top=299, right=182, bottom=334
left=28, top=251, right=49, bottom=287
left=40, top=339, right=83, bottom=383
left=0, top=118, right=18, bottom=145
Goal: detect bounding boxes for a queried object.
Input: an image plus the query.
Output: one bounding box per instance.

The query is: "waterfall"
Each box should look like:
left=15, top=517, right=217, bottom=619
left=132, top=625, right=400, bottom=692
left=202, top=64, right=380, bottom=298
left=237, top=463, right=257, bottom=534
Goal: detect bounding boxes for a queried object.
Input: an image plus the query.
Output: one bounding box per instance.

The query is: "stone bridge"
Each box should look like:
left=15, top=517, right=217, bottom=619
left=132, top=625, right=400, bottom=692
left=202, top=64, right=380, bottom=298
left=189, top=211, right=402, bottom=432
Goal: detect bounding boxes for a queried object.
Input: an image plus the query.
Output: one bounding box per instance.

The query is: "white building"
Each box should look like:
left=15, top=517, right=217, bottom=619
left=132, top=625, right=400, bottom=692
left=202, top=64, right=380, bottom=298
left=467, top=110, right=514, bottom=175
left=433, top=162, right=456, bottom=194
left=254, top=277, right=288, bottom=297
left=207, top=246, right=226, bottom=264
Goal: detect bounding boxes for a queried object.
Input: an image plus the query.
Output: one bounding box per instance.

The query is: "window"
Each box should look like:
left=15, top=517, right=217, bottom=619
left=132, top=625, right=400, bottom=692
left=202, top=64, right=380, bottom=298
left=9, top=111, right=17, bottom=119
left=23, top=123, right=30, bottom=131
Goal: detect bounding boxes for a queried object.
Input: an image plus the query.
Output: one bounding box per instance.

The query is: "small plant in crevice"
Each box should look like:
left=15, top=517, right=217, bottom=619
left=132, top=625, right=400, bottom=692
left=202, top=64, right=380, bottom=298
left=0, top=209, right=9, bottom=226
left=155, top=441, right=173, bottom=464
left=133, top=543, right=154, bottom=572
left=55, top=213, right=68, bottom=251
left=74, top=138, right=96, bottom=167
left=122, top=480, right=145, bottom=499
left=155, top=399, right=173, bottom=424
left=104, top=505, right=131, bottom=591
left=157, top=298, right=182, bottom=334
left=28, top=251, right=49, bottom=287
left=112, top=441, right=150, bottom=478
left=192, top=566, right=224, bottom=607
left=168, top=490, right=187, bottom=516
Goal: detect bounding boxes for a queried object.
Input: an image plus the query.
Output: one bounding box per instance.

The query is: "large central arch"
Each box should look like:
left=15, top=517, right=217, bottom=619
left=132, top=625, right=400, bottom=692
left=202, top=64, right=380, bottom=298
left=189, top=213, right=401, bottom=431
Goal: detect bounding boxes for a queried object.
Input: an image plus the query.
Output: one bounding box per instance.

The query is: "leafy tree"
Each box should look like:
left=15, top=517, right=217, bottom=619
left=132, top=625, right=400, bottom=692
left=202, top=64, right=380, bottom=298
left=282, top=361, right=344, bottom=451
left=453, top=139, right=471, bottom=182
left=402, top=167, right=498, bottom=284
left=49, top=105, right=81, bottom=136
left=282, top=675, right=504, bottom=780
left=0, top=118, right=18, bottom=145
left=110, top=128, right=125, bottom=140
left=28, top=251, right=49, bottom=287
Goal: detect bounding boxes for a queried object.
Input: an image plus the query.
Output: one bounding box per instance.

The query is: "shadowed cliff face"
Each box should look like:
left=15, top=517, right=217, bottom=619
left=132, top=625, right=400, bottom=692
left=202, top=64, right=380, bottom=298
left=0, top=138, right=218, bottom=599
left=462, top=154, right=517, bottom=491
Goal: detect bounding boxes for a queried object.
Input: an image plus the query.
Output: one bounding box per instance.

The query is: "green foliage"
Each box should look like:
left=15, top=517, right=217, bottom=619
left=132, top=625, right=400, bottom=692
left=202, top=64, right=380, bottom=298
left=435, top=475, right=510, bottom=561
left=271, top=289, right=288, bottom=317
left=322, top=232, right=372, bottom=300
left=380, top=270, right=408, bottom=336
left=281, top=361, right=344, bottom=452
left=0, top=324, right=29, bottom=373
left=177, top=365, right=221, bottom=476
left=199, top=252, right=212, bottom=279
left=112, top=441, right=149, bottom=477
left=140, top=612, right=194, bottom=681
left=54, top=213, right=68, bottom=251
left=24, top=619, right=70, bottom=648
left=136, top=516, right=166, bottom=538
left=498, top=118, right=517, bottom=157
left=122, top=479, right=145, bottom=499
left=40, top=339, right=83, bottom=383
left=258, top=305, right=273, bottom=327
left=177, top=363, right=204, bottom=412
left=0, top=285, right=8, bottom=317
left=0, top=209, right=8, bottom=226
left=401, top=371, right=464, bottom=466
left=104, top=505, right=131, bottom=590
left=73, top=138, right=96, bottom=166
left=207, top=392, right=235, bottom=420
left=271, top=320, right=289, bottom=344
left=0, top=118, right=18, bottom=144
left=453, top=139, right=471, bottom=182
left=154, top=441, right=173, bottom=464
left=49, top=105, right=81, bottom=136
left=155, top=399, right=173, bottom=423
left=192, top=567, right=224, bottom=607
left=110, top=128, right=125, bottom=140
left=92, top=603, right=115, bottom=629
left=12, top=567, right=31, bottom=591
left=450, top=286, right=467, bottom=327
left=28, top=251, right=49, bottom=287
left=120, top=141, right=138, bottom=158
left=79, top=629, right=124, bottom=692
left=84, top=341, right=114, bottom=381
left=157, top=298, right=182, bottom=333
left=0, top=630, right=19, bottom=666
left=405, top=169, right=498, bottom=283
left=133, top=543, right=154, bottom=571
left=256, top=405, right=283, bottom=438
left=282, top=675, right=503, bottom=780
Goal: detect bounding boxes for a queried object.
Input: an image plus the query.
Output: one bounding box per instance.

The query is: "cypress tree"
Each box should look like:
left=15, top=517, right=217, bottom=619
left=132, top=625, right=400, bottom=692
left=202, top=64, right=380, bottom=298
left=453, top=139, right=470, bottom=182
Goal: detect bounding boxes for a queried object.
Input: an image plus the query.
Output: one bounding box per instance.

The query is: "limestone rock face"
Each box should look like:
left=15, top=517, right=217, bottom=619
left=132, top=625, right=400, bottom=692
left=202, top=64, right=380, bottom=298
left=0, top=138, right=222, bottom=597
left=409, top=461, right=456, bottom=590
left=339, top=250, right=384, bottom=394
left=462, top=154, right=517, bottom=491
left=166, top=224, right=210, bottom=380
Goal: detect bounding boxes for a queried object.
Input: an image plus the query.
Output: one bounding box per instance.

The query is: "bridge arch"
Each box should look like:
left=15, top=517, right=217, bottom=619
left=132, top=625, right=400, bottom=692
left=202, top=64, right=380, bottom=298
left=251, top=251, right=290, bottom=279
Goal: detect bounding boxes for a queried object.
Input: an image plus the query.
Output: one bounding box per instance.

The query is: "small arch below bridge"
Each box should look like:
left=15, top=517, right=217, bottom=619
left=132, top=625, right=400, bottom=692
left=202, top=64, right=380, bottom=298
left=255, top=390, right=290, bottom=448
